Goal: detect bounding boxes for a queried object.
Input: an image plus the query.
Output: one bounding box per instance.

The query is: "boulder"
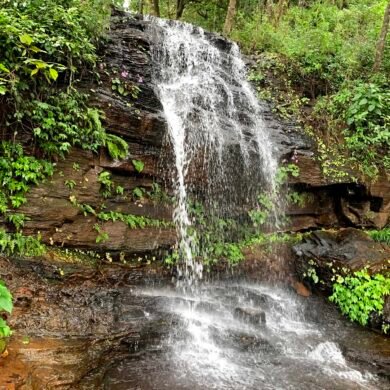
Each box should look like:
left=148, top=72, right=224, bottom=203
left=293, top=228, right=390, bottom=292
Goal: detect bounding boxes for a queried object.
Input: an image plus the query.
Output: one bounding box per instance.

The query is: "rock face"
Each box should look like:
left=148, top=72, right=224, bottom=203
left=293, top=228, right=390, bottom=292
left=1, top=11, right=176, bottom=255
left=0, top=255, right=174, bottom=388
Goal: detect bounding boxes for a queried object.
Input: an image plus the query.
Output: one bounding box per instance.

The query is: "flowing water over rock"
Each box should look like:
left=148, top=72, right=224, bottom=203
left=147, top=18, right=279, bottom=282
left=103, top=282, right=389, bottom=390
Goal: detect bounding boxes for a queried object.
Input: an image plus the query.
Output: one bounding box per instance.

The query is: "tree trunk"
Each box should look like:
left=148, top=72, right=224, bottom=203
left=176, top=0, right=186, bottom=19
left=373, top=1, right=390, bottom=72
left=150, top=0, right=160, bottom=16
left=223, top=0, right=238, bottom=36
left=274, top=0, right=288, bottom=27
left=138, top=0, right=144, bottom=14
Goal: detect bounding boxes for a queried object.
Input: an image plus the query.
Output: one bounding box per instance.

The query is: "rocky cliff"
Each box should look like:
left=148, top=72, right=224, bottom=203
left=1, top=9, right=388, bottom=255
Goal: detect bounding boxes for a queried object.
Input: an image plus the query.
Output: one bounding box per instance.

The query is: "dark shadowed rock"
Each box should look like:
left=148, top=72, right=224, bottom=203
left=293, top=228, right=390, bottom=292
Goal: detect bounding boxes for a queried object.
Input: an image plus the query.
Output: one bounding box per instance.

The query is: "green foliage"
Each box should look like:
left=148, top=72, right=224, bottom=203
left=30, top=91, right=107, bottom=157
left=65, top=180, right=76, bottom=190
left=275, top=164, right=300, bottom=187
left=98, top=171, right=114, bottom=198
left=229, top=1, right=390, bottom=178
left=132, top=159, right=145, bottom=173
left=111, top=76, right=141, bottom=99
left=5, top=213, right=27, bottom=230
left=330, top=269, right=390, bottom=327
left=0, top=141, right=53, bottom=216
left=105, top=133, right=129, bottom=160
left=93, top=223, right=109, bottom=244
left=328, top=82, right=390, bottom=174
left=97, top=210, right=172, bottom=229
left=0, top=280, right=12, bottom=342
left=132, top=187, right=145, bottom=200
left=368, top=228, right=390, bottom=245
left=0, top=229, right=45, bottom=256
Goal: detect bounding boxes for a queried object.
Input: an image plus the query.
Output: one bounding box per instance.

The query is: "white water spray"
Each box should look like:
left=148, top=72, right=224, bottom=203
left=148, top=19, right=279, bottom=283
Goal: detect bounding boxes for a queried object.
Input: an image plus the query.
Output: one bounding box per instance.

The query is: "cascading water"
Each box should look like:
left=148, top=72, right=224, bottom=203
left=147, top=18, right=279, bottom=283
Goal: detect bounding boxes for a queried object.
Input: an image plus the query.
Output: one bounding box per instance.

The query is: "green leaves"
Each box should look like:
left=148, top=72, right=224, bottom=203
left=0, top=229, right=46, bottom=257
left=368, top=228, right=390, bottom=245
left=0, top=280, right=14, bottom=349
left=105, top=133, right=128, bottom=160
left=0, top=282, right=12, bottom=314
left=132, top=159, right=144, bottom=173
left=19, top=33, right=33, bottom=46
left=49, top=67, right=58, bottom=81
left=330, top=269, right=390, bottom=328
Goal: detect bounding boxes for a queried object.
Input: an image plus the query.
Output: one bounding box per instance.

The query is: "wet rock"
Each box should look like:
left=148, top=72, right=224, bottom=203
left=292, top=281, right=311, bottom=297
left=234, top=307, right=266, bottom=325
left=293, top=228, right=390, bottom=292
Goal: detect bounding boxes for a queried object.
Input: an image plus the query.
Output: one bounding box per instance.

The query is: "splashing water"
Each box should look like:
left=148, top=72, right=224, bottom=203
left=123, top=0, right=131, bottom=11
left=147, top=18, right=279, bottom=283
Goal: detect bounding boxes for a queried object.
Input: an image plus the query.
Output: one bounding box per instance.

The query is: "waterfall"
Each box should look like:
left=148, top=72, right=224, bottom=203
left=147, top=18, right=279, bottom=283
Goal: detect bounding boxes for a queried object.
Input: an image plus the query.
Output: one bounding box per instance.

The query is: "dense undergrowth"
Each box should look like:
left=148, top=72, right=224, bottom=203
left=146, top=0, right=389, bottom=181
left=0, top=0, right=130, bottom=252
left=232, top=1, right=390, bottom=180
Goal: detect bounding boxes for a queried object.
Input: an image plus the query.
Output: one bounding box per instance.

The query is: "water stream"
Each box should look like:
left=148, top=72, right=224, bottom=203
left=104, top=282, right=389, bottom=389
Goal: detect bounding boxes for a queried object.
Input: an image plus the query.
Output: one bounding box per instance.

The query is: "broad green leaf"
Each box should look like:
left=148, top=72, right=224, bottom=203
left=19, top=34, right=33, bottom=46
left=0, top=64, right=10, bottom=73
left=132, top=159, right=144, bottom=173
left=0, top=284, right=12, bottom=313
left=49, top=67, right=58, bottom=81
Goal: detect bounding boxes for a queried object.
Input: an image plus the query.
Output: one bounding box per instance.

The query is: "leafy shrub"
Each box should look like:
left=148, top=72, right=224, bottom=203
left=330, top=270, right=390, bottom=327
left=30, top=92, right=107, bottom=157
left=0, top=229, right=45, bottom=256
left=105, top=133, right=129, bottom=160
left=0, top=141, right=53, bottom=213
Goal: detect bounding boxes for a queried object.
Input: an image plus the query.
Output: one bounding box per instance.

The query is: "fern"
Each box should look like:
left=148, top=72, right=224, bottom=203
left=105, top=133, right=128, bottom=160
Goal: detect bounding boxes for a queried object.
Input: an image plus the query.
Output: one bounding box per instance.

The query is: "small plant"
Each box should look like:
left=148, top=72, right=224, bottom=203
left=330, top=269, right=390, bottom=327
left=105, top=133, right=128, bottom=160
left=132, top=187, right=145, bottom=200
left=0, top=229, right=46, bottom=256
left=275, top=163, right=300, bottom=187
left=0, top=280, right=12, bottom=352
left=164, top=249, right=180, bottom=265
left=93, top=224, right=109, bottom=244
left=98, top=171, right=113, bottom=198
left=65, top=180, right=76, bottom=190
left=116, top=185, right=124, bottom=195
left=96, top=210, right=171, bottom=229
left=368, top=228, right=390, bottom=245
left=132, top=159, right=144, bottom=173
left=5, top=213, right=26, bottom=231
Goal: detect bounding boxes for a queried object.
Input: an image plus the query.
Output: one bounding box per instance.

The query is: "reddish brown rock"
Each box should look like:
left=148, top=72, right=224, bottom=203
left=292, top=281, right=311, bottom=297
